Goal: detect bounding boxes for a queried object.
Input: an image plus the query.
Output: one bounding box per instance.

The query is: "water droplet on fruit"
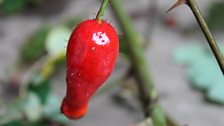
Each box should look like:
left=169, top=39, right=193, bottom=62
left=71, top=73, right=75, bottom=77
left=92, top=32, right=110, bottom=45
left=78, top=72, right=81, bottom=77
left=91, top=47, right=95, bottom=52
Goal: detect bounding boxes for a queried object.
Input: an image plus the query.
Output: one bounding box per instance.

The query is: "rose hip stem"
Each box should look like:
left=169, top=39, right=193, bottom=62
left=96, top=0, right=110, bottom=23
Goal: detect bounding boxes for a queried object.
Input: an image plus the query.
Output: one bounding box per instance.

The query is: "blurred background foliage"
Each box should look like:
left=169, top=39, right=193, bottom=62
left=173, top=43, right=224, bottom=104
left=207, top=2, right=224, bottom=31
left=0, top=17, right=80, bottom=126
left=0, top=0, right=44, bottom=14
left=0, top=0, right=224, bottom=126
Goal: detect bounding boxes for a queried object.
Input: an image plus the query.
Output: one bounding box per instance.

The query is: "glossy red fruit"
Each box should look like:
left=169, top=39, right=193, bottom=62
left=61, top=19, right=119, bottom=119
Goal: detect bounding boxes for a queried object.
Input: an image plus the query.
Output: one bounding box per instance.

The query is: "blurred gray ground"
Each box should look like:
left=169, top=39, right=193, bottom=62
left=1, top=0, right=224, bottom=126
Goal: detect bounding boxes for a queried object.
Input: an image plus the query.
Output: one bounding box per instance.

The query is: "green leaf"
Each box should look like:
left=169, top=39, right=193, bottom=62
left=0, top=0, right=26, bottom=14
left=173, top=43, right=205, bottom=64
left=1, top=120, right=24, bottom=126
left=22, top=92, right=42, bottom=122
left=207, top=77, right=224, bottom=104
left=174, top=43, right=224, bottom=104
left=42, top=95, right=60, bottom=117
left=0, top=99, right=25, bottom=125
left=207, top=2, right=224, bottom=30
left=21, top=26, right=49, bottom=63
left=28, top=73, right=51, bottom=104
left=26, top=0, right=44, bottom=6
left=42, top=93, right=71, bottom=124
left=42, top=95, right=71, bottom=124
left=186, top=57, right=217, bottom=90
left=0, top=92, right=42, bottom=124
left=218, top=43, right=224, bottom=56
left=46, top=26, right=71, bottom=57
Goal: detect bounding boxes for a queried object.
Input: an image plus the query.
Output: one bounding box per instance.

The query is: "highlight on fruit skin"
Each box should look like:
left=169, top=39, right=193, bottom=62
left=61, top=19, right=119, bottom=119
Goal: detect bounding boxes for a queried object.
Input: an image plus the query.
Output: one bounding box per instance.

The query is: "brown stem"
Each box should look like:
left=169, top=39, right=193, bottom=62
left=186, top=0, right=224, bottom=75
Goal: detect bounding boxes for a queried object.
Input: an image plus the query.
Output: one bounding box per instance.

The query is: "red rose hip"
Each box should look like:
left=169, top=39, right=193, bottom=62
left=61, top=19, right=119, bottom=119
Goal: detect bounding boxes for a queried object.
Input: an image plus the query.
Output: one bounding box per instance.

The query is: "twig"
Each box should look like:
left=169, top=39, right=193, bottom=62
left=110, top=0, right=178, bottom=126
left=186, top=0, right=224, bottom=75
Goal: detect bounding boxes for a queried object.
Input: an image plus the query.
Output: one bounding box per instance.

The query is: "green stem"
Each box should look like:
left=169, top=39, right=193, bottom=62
left=110, top=0, right=155, bottom=109
left=110, top=0, right=173, bottom=126
left=96, top=0, right=110, bottom=23
left=186, top=0, right=224, bottom=75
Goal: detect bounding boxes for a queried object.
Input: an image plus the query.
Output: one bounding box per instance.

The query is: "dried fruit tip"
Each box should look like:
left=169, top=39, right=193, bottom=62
left=61, top=98, right=88, bottom=119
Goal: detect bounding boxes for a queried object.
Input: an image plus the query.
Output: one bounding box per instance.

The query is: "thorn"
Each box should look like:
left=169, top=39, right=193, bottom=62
left=166, top=0, right=186, bottom=13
